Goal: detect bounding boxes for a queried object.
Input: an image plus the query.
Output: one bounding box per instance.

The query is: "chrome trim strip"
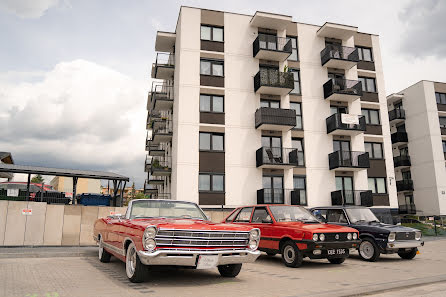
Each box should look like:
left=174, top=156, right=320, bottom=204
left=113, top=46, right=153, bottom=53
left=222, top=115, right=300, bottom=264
left=387, top=240, right=423, bottom=249
left=102, top=241, right=125, bottom=256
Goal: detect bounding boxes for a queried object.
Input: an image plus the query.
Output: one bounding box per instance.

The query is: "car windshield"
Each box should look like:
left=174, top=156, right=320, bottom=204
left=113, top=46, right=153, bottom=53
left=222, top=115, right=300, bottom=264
left=269, top=206, right=319, bottom=222
left=129, top=200, right=207, bottom=220
left=345, top=208, right=380, bottom=223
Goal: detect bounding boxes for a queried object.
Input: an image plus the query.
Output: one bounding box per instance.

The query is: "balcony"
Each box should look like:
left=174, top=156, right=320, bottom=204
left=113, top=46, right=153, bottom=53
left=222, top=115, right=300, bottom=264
left=151, top=120, right=173, bottom=144
left=254, top=69, right=294, bottom=95
left=291, top=189, right=307, bottom=206
left=326, top=113, right=366, bottom=135
left=398, top=203, right=416, bottom=215
left=150, top=156, right=171, bottom=177
left=144, top=155, right=151, bottom=172
left=250, top=11, right=293, bottom=31
left=323, top=78, right=362, bottom=102
left=147, top=143, right=165, bottom=157
left=253, top=34, right=292, bottom=61
left=317, top=22, right=357, bottom=40
left=151, top=84, right=174, bottom=111
left=256, top=147, right=304, bottom=168
left=255, top=107, right=296, bottom=131
left=388, top=109, right=405, bottom=124
left=144, top=185, right=158, bottom=195
left=257, top=188, right=285, bottom=204
left=331, top=190, right=373, bottom=207
left=328, top=150, right=370, bottom=171
left=396, top=179, right=414, bottom=192
left=151, top=53, right=175, bottom=80
left=147, top=175, right=165, bottom=186
left=393, top=155, right=411, bottom=169
left=391, top=131, right=408, bottom=145
left=321, top=45, right=359, bottom=70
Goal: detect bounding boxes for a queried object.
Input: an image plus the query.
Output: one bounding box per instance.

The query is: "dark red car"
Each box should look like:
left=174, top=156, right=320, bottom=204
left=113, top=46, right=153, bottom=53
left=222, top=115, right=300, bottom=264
left=223, top=205, right=360, bottom=267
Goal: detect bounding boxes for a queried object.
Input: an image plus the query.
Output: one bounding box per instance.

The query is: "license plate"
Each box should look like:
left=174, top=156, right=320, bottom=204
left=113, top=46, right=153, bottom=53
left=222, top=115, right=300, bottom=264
left=327, top=249, right=346, bottom=256
left=196, top=255, right=219, bottom=269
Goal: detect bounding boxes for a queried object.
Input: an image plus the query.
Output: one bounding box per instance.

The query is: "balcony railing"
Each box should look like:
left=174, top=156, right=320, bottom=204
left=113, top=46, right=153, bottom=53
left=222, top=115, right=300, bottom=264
left=323, top=78, right=362, bottom=101
left=326, top=113, right=366, bottom=134
left=255, top=107, right=296, bottom=130
left=389, top=109, right=405, bottom=122
left=396, top=179, right=414, bottom=192
left=150, top=156, right=171, bottom=176
left=257, top=188, right=285, bottom=204
left=152, top=120, right=173, bottom=134
left=155, top=52, right=175, bottom=67
left=254, top=69, right=294, bottom=95
left=291, top=189, right=307, bottom=206
left=391, top=131, right=408, bottom=144
left=152, top=52, right=175, bottom=79
left=253, top=34, right=292, bottom=61
left=320, top=45, right=359, bottom=68
left=331, top=190, right=373, bottom=207
left=151, top=84, right=174, bottom=111
left=393, top=155, right=411, bottom=168
left=328, top=150, right=370, bottom=170
left=256, top=147, right=304, bottom=168
left=398, top=203, right=416, bottom=215
left=147, top=175, right=165, bottom=185
left=148, top=143, right=165, bottom=156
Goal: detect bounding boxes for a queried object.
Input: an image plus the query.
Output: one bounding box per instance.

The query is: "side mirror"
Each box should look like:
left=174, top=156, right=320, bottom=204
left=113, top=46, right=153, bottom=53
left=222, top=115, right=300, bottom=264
left=108, top=214, right=123, bottom=220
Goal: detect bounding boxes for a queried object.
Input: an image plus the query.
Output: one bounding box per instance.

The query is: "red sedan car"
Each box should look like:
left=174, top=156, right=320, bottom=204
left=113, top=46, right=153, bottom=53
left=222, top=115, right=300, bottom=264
left=94, top=199, right=260, bottom=282
left=223, top=205, right=360, bottom=267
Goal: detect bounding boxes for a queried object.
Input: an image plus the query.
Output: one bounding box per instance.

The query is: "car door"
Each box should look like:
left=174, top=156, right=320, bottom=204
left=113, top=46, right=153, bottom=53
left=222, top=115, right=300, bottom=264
left=232, top=207, right=254, bottom=226
left=249, top=206, right=275, bottom=250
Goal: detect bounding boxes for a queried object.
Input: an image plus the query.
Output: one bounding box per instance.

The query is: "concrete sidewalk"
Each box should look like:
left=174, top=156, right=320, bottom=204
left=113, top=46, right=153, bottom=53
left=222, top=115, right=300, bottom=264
left=0, top=246, right=97, bottom=258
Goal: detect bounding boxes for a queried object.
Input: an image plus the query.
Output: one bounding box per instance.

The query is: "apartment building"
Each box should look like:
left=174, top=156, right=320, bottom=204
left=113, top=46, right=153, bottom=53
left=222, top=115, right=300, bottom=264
left=144, top=7, right=398, bottom=219
left=387, top=81, right=446, bottom=216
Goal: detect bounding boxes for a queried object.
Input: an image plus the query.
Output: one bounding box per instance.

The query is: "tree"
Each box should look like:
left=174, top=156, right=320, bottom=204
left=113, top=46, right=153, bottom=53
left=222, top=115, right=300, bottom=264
left=31, top=174, right=44, bottom=184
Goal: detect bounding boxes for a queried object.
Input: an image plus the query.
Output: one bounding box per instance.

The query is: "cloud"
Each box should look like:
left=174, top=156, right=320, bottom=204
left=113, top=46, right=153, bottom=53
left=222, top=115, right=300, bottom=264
left=0, top=60, right=147, bottom=187
left=0, top=0, right=59, bottom=18
left=399, top=0, right=446, bottom=58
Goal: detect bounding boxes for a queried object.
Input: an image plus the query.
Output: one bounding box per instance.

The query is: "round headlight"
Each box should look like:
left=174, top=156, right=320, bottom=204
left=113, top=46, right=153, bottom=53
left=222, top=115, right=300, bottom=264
left=415, top=231, right=422, bottom=240
left=319, top=234, right=325, bottom=241
left=388, top=232, right=396, bottom=242
left=250, top=229, right=260, bottom=240
left=144, top=238, right=156, bottom=251
left=347, top=233, right=352, bottom=240
left=312, top=234, right=319, bottom=241
left=353, top=233, right=358, bottom=240
left=144, top=226, right=157, bottom=239
left=249, top=240, right=258, bottom=250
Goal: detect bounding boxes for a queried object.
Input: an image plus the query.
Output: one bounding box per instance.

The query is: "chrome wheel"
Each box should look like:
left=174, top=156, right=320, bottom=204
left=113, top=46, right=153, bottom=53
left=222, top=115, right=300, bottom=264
left=126, top=246, right=137, bottom=278
left=359, top=241, right=374, bottom=260
left=283, top=245, right=295, bottom=263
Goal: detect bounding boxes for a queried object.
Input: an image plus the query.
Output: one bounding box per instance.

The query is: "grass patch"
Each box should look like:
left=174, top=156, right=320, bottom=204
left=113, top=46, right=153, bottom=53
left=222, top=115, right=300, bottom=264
left=402, top=223, right=446, bottom=236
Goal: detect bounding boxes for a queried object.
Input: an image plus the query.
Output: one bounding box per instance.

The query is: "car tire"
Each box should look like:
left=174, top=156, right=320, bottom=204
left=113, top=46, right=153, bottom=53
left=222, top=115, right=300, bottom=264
left=359, top=238, right=380, bottom=262
left=98, top=237, right=111, bottom=263
left=398, top=248, right=418, bottom=260
left=281, top=241, right=303, bottom=268
left=126, top=243, right=148, bottom=283
left=328, top=258, right=345, bottom=264
left=266, top=252, right=277, bottom=256
left=218, top=264, right=242, bottom=277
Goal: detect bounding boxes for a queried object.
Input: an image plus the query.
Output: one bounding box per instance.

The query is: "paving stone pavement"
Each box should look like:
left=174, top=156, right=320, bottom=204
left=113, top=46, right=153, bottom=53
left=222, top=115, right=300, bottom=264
left=1, top=239, right=446, bottom=297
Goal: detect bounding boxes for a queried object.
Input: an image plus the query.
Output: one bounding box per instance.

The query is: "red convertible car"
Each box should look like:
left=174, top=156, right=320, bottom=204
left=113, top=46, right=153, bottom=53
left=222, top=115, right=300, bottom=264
left=223, top=205, right=360, bottom=267
left=93, top=199, right=261, bottom=282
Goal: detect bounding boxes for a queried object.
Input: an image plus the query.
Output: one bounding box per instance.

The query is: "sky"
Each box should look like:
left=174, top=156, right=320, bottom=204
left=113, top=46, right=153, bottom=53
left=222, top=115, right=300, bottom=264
left=0, top=0, right=445, bottom=188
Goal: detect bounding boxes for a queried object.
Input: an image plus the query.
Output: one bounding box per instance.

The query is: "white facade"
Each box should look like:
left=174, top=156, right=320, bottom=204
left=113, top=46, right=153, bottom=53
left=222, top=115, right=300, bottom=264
left=145, top=7, right=397, bottom=216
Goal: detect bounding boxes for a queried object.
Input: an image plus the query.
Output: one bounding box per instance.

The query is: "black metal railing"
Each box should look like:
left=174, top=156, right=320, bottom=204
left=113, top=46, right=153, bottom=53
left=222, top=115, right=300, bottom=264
left=155, top=52, right=175, bottom=67
left=326, top=113, right=366, bottom=134
left=391, top=131, right=408, bottom=144
left=389, top=109, right=405, bottom=122
left=148, top=143, right=165, bottom=153
left=148, top=175, right=166, bottom=184
left=154, top=193, right=171, bottom=200
left=257, top=188, right=285, bottom=204
left=399, top=203, right=416, bottom=215
left=152, top=83, right=174, bottom=102
left=328, top=150, right=370, bottom=169
left=256, top=147, right=304, bottom=167
left=291, top=189, right=307, bottom=206
left=321, top=44, right=359, bottom=66
left=394, top=155, right=411, bottom=168
left=253, top=34, right=292, bottom=57
left=0, top=189, right=71, bottom=204
left=151, top=156, right=171, bottom=171
left=152, top=120, right=173, bottom=134
left=396, top=179, right=414, bottom=192
left=254, top=69, right=294, bottom=93
left=323, top=78, right=363, bottom=99
left=255, top=107, right=296, bottom=128
left=331, top=190, right=373, bottom=206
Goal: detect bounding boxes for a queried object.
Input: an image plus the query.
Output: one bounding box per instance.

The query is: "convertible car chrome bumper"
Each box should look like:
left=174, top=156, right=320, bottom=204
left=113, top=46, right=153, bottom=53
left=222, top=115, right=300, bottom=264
left=387, top=240, right=424, bottom=250
left=137, top=249, right=261, bottom=267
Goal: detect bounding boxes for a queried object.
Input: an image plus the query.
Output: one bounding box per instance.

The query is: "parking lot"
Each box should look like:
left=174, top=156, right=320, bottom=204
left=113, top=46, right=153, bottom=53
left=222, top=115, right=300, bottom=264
left=1, top=238, right=446, bottom=297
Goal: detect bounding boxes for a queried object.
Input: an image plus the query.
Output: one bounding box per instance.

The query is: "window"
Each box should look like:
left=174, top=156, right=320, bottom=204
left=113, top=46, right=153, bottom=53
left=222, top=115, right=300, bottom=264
left=358, top=76, right=377, bottom=93
left=200, top=25, right=224, bottom=42
left=443, top=141, right=446, bottom=153
left=199, top=173, right=225, bottom=192
left=330, top=106, right=347, bottom=115
left=260, top=100, right=280, bottom=108
left=293, top=176, right=306, bottom=205
left=200, top=59, right=224, bottom=76
left=225, top=209, right=240, bottom=223
left=368, top=177, right=387, bottom=194
left=292, top=138, right=303, bottom=151
left=289, top=69, right=301, bottom=94
left=290, top=102, right=302, bottom=129
left=251, top=207, right=272, bottom=223
left=440, top=117, right=446, bottom=128
left=362, top=109, right=380, bottom=125
left=365, top=142, right=383, bottom=159
left=200, top=94, right=224, bottom=113
left=356, top=47, right=373, bottom=62
left=234, top=207, right=253, bottom=222
left=326, top=209, right=348, bottom=223
left=286, top=36, right=298, bottom=61
left=436, top=92, right=446, bottom=104
left=199, top=132, right=224, bottom=151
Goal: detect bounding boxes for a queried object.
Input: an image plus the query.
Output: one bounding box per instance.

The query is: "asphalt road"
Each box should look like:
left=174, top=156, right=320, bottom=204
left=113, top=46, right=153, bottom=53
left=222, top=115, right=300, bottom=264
left=1, top=239, right=446, bottom=297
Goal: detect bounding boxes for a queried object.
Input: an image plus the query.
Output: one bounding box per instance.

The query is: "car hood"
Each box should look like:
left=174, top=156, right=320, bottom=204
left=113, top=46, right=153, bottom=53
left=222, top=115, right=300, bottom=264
left=128, top=218, right=254, bottom=232
left=275, top=222, right=358, bottom=233
left=353, top=222, right=419, bottom=233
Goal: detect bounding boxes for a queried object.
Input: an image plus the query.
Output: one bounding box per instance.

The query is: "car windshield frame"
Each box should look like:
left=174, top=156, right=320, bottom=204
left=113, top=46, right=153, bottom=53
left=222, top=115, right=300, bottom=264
left=269, top=205, right=320, bottom=223
left=127, top=200, right=208, bottom=220
left=345, top=208, right=380, bottom=224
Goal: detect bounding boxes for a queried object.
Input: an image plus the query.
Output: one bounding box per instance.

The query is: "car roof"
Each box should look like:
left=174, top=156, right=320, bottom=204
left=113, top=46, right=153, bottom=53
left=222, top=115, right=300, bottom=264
left=235, top=204, right=305, bottom=208
left=310, top=206, right=367, bottom=209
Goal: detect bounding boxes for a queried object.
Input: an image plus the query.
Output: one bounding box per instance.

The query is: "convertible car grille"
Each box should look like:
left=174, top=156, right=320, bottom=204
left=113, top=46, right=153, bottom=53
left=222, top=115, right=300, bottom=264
left=155, top=229, right=250, bottom=248
left=395, top=232, right=415, bottom=241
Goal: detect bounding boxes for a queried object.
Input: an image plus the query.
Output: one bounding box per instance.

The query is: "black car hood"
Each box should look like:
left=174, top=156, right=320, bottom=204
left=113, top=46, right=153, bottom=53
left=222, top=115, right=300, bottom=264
left=352, top=222, right=419, bottom=233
